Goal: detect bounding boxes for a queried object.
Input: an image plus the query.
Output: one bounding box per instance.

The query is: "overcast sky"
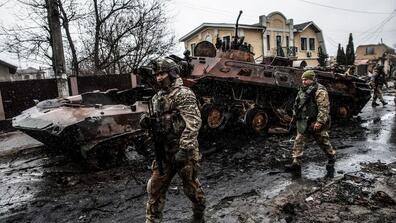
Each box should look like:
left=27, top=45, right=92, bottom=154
left=0, top=0, right=395, bottom=68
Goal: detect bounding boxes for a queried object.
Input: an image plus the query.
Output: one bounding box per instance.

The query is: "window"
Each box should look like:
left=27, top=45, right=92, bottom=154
left=301, top=37, right=307, bottom=51
left=366, top=47, right=375, bottom=55
left=223, top=36, right=230, bottom=50
left=266, top=35, right=270, bottom=50
left=286, top=36, right=289, bottom=48
left=276, top=35, right=282, bottom=47
left=191, top=43, right=196, bottom=56
left=309, top=38, right=315, bottom=51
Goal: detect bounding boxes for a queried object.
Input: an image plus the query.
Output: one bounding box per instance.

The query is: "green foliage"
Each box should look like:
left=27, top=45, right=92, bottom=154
left=336, top=43, right=346, bottom=65
left=317, top=46, right=328, bottom=67
left=345, top=33, right=355, bottom=65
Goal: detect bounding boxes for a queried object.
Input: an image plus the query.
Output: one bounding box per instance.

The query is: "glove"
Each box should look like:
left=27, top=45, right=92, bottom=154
left=175, top=149, right=191, bottom=163
left=313, top=122, right=323, bottom=131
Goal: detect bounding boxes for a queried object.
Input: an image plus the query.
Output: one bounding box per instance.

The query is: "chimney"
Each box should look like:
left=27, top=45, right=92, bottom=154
left=259, top=15, right=267, bottom=26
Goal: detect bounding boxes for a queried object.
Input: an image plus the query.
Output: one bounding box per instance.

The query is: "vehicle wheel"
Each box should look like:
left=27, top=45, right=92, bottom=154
left=244, top=108, right=269, bottom=135
left=201, top=104, right=225, bottom=129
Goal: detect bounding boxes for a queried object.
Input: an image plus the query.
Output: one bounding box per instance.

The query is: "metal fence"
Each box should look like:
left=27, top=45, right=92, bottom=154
left=0, top=79, right=58, bottom=119
left=0, top=74, right=135, bottom=119
left=73, top=74, right=132, bottom=94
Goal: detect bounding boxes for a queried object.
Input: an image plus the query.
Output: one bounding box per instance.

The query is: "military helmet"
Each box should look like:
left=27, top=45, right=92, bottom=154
left=301, top=70, right=316, bottom=80
left=151, top=57, right=180, bottom=79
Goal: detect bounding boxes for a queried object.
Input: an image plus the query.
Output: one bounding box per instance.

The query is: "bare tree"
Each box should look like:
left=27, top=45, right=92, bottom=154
left=1, top=1, right=52, bottom=65
left=0, top=0, right=175, bottom=75
left=80, top=0, right=175, bottom=74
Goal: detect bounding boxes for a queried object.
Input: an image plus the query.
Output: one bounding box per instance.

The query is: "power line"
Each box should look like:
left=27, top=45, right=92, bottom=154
left=358, top=12, right=396, bottom=42
left=297, top=0, right=394, bottom=14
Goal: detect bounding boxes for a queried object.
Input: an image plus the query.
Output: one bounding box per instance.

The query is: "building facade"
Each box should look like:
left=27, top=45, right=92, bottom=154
left=180, top=11, right=327, bottom=67
left=0, top=60, right=17, bottom=82
left=15, top=67, right=46, bottom=80
left=355, top=43, right=395, bottom=76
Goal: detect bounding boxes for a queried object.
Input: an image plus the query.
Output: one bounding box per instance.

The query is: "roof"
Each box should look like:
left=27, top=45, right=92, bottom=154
left=293, top=21, right=322, bottom=33
left=179, top=23, right=265, bottom=42
left=0, top=59, right=17, bottom=74
left=356, top=43, right=394, bottom=51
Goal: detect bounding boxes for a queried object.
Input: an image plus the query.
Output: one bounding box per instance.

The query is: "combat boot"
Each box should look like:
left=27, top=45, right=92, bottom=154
left=326, top=155, right=336, bottom=171
left=381, top=100, right=388, bottom=106
left=285, top=160, right=301, bottom=173
left=191, top=214, right=205, bottom=223
left=372, top=101, right=379, bottom=107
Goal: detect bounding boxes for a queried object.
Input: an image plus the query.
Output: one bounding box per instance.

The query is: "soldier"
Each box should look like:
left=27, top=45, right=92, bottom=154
left=371, top=64, right=388, bottom=107
left=142, top=58, right=206, bottom=223
left=285, top=70, right=336, bottom=174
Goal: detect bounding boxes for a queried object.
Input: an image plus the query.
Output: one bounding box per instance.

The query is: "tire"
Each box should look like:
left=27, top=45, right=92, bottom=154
left=201, top=103, right=225, bottom=129
left=244, top=108, right=269, bottom=135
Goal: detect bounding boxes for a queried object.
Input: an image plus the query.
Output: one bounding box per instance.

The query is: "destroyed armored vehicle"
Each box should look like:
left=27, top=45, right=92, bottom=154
left=12, top=87, right=154, bottom=168
left=175, top=11, right=371, bottom=134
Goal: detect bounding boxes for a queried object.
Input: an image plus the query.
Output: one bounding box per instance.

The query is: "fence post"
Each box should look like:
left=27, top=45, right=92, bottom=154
left=131, top=73, right=137, bottom=88
left=0, top=90, right=5, bottom=120
left=69, top=76, right=79, bottom=95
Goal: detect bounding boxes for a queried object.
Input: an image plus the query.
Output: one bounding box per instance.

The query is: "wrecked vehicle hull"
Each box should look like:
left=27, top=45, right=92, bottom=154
left=12, top=87, right=154, bottom=168
left=181, top=46, right=371, bottom=134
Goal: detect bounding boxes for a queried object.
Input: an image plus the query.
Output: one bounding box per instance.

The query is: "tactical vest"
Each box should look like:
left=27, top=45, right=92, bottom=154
left=152, top=88, right=186, bottom=152
left=295, top=84, right=318, bottom=133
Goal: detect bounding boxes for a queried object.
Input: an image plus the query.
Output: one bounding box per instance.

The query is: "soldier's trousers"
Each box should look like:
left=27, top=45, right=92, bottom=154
left=145, top=159, right=206, bottom=223
left=373, top=86, right=384, bottom=103
left=292, top=129, right=336, bottom=162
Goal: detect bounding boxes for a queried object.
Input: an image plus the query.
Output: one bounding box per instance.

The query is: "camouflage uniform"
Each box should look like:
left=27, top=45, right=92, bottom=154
left=371, top=66, right=388, bottom=106
left=145, top=77, right=205, bottom=223
left=291, top=82, right=336, bottom=163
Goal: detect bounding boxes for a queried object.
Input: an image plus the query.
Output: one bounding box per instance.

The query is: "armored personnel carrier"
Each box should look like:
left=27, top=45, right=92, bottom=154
left=176, top=11, right=371, bottom=134
left=12, top=87, right=154, bottom=168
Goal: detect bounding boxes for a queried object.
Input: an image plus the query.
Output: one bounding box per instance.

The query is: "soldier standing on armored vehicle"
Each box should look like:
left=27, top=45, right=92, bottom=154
left=370, top=64, right=388, bottom=107
left=141, top=58, right=206, bottom=223
left=285, top=70, right=336, bottom=175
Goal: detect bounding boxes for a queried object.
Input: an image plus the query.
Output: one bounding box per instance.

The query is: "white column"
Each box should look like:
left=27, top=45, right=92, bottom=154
left=263, top=30, right=268, bottom=57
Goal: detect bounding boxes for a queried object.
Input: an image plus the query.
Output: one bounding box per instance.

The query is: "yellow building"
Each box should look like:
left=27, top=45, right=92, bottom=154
left=355, top=43, right=395, bottom=61
left=180, top=11, right=327, bottom=67
left=355, top=43, right=395, bottom=76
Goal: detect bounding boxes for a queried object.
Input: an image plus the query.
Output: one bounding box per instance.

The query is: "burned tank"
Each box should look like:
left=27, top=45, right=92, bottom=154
left=12, top=87, right=154, bottom=168
left=175, top=11, right=371, bottom=134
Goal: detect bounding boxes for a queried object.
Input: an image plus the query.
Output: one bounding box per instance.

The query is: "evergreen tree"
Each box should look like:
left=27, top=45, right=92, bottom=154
left=336, top=43, right=342, bottom=65
left=317, top=46, right=328, bottom=67
left=340, top=47, right=346, bottom=65
left=345, top=33, right=355, bottom=65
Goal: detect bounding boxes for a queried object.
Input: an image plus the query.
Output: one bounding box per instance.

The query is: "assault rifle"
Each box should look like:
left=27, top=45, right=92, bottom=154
left=288, top=86, right=317, bottom=133
left=147, top=99, right=165, bottom=176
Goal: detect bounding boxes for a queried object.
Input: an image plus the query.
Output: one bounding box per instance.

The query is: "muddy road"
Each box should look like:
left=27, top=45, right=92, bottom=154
left=1, top=91, right=396, bottom=223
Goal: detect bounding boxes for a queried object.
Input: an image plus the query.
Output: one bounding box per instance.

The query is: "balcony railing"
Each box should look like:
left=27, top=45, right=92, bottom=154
left=270, top=47, right=297, bottom=58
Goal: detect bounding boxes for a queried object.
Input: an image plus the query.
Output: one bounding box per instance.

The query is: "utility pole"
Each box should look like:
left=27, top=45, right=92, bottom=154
left=47, top=0, right=69, bottom=97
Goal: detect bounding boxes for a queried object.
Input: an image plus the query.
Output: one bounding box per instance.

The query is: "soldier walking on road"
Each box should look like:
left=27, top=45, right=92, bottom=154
left=285, top=70, right=336, bottom=175
left=371, top=64, right=388, bottom=107
left=141, top=58, right=206, bottom=223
